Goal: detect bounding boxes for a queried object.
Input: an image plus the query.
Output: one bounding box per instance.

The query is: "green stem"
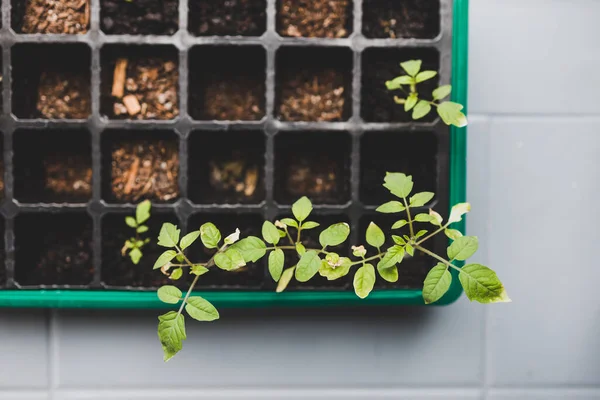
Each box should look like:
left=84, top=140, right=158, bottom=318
left=403, top=198, right=415, bottom=238
left=414, top=244, right=461, bottom=273
left=350, top=253, right=385, bottom=266
left=284, top=227, right=294, bottom=245
left=416, top=224, right=448, bottom=246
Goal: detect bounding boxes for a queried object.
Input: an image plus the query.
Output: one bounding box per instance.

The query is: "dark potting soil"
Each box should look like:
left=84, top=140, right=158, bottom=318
left=100, top=0, right=178, bottom=35
left=360, top=131, right=438, bottom=206
left=14, top=213, right=94, bottom=286
left=361, top=47, right=439, bottom=123
left=106, top=136, right=179, bottom=203
left=363, top=0, right=440, bottom=39
left=275, top=132, right=351, bottom=205
left=189, top=46, right=265, bottom=121
left=37, top=71, right=91, bottom=119
left=277, top=0, right=352, bottom=38
left=102, top=49, right=179, bottom=120
left=13, top=0, right=90, bottom=34
left=189, top=0, right=266, bottom=37
left=188, top=131, right=265, bottom=204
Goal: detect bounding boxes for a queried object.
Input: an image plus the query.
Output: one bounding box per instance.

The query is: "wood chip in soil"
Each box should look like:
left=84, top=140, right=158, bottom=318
left=110, top=58, right=178, bottom=120
left=279, top=69, right=346, bottom=121
left=37, top=71, right=91, bottom=119
left=209, top=154, right=259, bottom=199
left=111, top=140, right=179, bottom=202
left=21, top=0, right=90, bottom=34
left=202, top=80, right=264, bottom=121
left=44, top=154, right=92, bottom=198
left=278, top=0, right=350, bottom=38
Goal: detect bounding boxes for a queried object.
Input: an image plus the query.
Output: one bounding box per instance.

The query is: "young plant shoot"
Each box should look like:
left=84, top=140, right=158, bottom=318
left=121, top=200, right=151, bottom=265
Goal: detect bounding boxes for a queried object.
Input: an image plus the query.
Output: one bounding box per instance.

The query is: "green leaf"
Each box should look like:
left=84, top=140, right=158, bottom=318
left=292, top=196, right=312, bottom=222
left=448, top=202, right=471, bottom=224
left=136, top=199, right=151, bottom=224
left=157, top=311, right=186, bottom=362
left=129, top=247, right=142, bottom=264
left=153, top=249, right=177, bottom=270
left=376, top=201, right=405, bottom=213
left=170, top=268, right=183, bottom=280
left=185, top=296, right=220, bottom=322
left=415, top=70, right=437, bottom=83
left=445, top=229, right=463, bottom=240
left=175, top=253, right=185, bottom=263
left=459, top=264, right=511, bottom=303
left=137, top=225, right=149, bottom=234
left=353, top=264, right=376, bottom=299
left=296, top=242, right=306, bottom=256
left=414, top=213, right=434, bottom=223
left=410, top=192, right=435, bottom=207
left=378, top=245, right=405, bottom=269
left=276, top=267, right=295, bottom=293
left=447, top=236, right=478, bottom=261
left=437, top=101, right=468, bottom=127
left=412, top=100, right=432, bottom=120
left=214, top=248, right=247, bottom=271
left=319, top=223, right=350, bottom=248
left=280, top=218, right=298, bottom=228
left=383, top=173, right=413, bottom=199
left=229, top=236, right=267, bottom=262
left=422, top=263, right=452, bottom=304
left=224, top=228, right=241, bottom=245
left=157, top=285, right=182, bottom=304
left=352, top=245, right=367, bottom=258
left=180, top=231, right=200, bottom=251
left=319, top=257, right=351, bottom=281
left=268, top=249, right=285, bottom=282
left=385, top=75, right=414, bottom=90
left=191, top=265, right=209, bottom=276
left=400, top=60, right=422, bottom=77
left=158, top=223, right=180, bottom=248
left=301, top=221, right=320, bottom=230
left=415, top=230, right=428, bottom=239
left=432, top=85, right=452, bottom=101
left=392, top=220, right=408, bottom=229
left=429, top=210, right=443, bottom=226
left=392, top=235, right=406, bottom=245
left=262, top=221, right=281, bottom=245
left=200, top=223, right=221, bottom=249
left=366, top=222, right=385, bottom=248
left=405, top=244, right=414, bottom=256
left=377, top=264, right=398, bottom=283
left=125, top=216, right=137, bottom=228
left=295, top=250, right=321, bottom=282
left=405, top=93, right=418, bottom=112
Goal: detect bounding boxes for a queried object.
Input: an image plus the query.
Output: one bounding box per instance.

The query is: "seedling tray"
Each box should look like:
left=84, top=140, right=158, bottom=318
left=0, top=0, right=469, bottom=308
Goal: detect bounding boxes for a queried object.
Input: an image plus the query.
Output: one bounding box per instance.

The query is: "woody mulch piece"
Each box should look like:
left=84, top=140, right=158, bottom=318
left=278, top=69, right=347, bottom=121
left=278, top=0, right=351, bottom=38
left=209, top=154, right=259, bottom=200
left=36, top=71, right=91, bottom=119
left=363, top=0, right=440, bottom=39
left=44, top=154, right=92, bottom=200
left=19, top=0, right=90, bottom=34
left=107, top=57, right=178, bottom=120
left=189, top=0, right=266, bottom=36
left=110, top=140, right=179, bottom=202
left=100, top=0, right=178, bottom=35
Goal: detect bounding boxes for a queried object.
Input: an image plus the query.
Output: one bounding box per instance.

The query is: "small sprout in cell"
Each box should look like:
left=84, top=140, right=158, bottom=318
left=121, top=200, right=152, bottom=265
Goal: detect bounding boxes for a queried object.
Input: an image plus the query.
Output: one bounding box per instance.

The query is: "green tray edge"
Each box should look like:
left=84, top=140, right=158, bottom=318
left=0, top=0, right=469, bottom=309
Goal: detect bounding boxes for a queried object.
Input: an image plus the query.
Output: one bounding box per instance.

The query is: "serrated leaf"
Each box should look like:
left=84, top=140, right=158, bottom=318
left=224, top=228, right=241, bottom=245
left=415, top=70, right=437, bottom=83
left=280, top=218, right=298, bottom=228
left=319, top=257, right=352, bottom=281
left=129, top=247, right=142, bottom=264
left=432, top=85, right=452, bottom=101
left=383, top=173, right=413, bottom=198
left=157, top=285, right=182, bottom=304
left=191, top=265, right=209, bottom=276
left=136, top=199, right=151, bottom=224
left=292, top=196, right=312, bottom=222
left=125, top=216, right=137, bottom=228
left=445, top=229, right=463, bottom=240
left=295, top=250, right=321, bottom=282
left=301, top=221, right=320, bottom=230
left=137, top=225, right=149, bottom=234
left=366, top=222, right=385, bottom=248
left=448, top=202, right=471, bottom=224
left=319, top=223, right=350, bottom=248
left=412, top=100, right=432, bottom=120
left=405, top=93, right=418, bottom=112
left=262, top=221, right=281, bottom=245
left=157, top=311, right=186, bottom=362
left=459, top=264, right=511, bottom=303
left=229, top=236, right=267, bottom=262
left=385, top=75, right=414, bottom=90
left=392, top=220, right=408, bottom=229
left=447, top=236, right=478, bottom=261
left=429, top=210, right=443, bottom=226
left=414, top=213, right=434, bottom=223
left=353, top=264, right=376, bottom=299
left=401, top=60, right=422, bottom=77
left=268, top=249, right=285, bottom=282
left=422, top=263, right=452, bottom=304
left=180, top=231, right=200, bottom=250
left=377, top=264, right=398, bottom=283
left=296, top=242, right=306, bottom=256
left=170, top=268, right=183, bottom=280
left=410, top=192, right=435, bottom=207
left=185, top=296, right=220, bottom=322
left=214, top=248, right=247, bottom=271
left=376, top=201, right=405, bottom=213
left=392, top=235, right=406, bottom=245
left=405, top=244, right=415, bottom=256
left=200, top=223, right=221, bottom=249
left=158, top=223, right=180, bottom=248
left=437, top=101, right=468, bottom=127
left=276, top=267, right=295, bottom=293
left=153, top=249, right=178, bottom=270
left=378, top=245, right=405, bottom=269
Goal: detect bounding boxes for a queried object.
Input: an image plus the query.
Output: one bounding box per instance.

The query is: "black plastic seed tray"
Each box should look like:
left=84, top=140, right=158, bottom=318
left=0, top=0, right=469, bottom=308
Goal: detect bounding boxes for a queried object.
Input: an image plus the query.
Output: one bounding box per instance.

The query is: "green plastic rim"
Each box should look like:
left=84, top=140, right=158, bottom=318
left=0, top=0, right=469, bottom=309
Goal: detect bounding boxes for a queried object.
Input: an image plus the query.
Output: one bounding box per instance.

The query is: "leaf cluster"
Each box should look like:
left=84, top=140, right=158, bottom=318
left=121, top=200, right=152, bottom=265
